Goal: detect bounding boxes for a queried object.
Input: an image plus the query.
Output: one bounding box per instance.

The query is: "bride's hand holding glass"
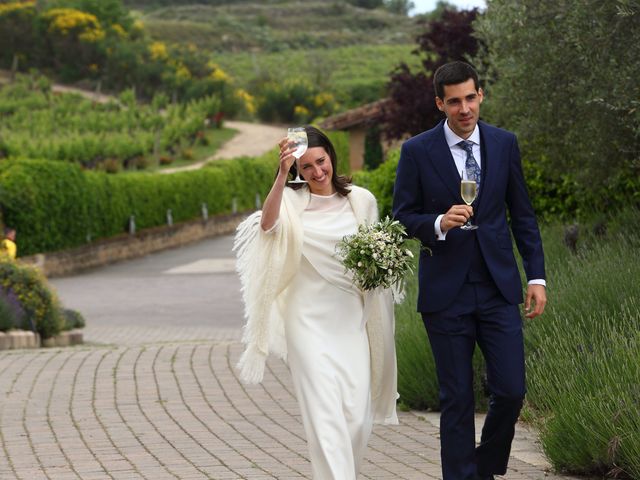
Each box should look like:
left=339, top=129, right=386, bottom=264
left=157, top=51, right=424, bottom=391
left=277, top=137, right=298, bottom=179
left=286, top=127, right=308, bottom=184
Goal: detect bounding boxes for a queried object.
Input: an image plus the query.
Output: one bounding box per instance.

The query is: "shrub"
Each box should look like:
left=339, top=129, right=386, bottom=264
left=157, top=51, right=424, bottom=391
left=474, top=0, right=640, bottom=214
left=181, top=147, right=194, bottom=160
left=99, top=157, right=122, bottom=174
left=327, top=130, right=350, bottom=176
left=523, top=216, right=640, bottom=478
left=256, top=80, right=336, bottom=124
left=0, top=287, right=26, bottom=332
left=352, top=149, right=399, bottom=218
left=0, top=260, right=64, bottom=338
left=0, top=298, right=16, bottom=332
left=61, top=308, right=86, bottom=331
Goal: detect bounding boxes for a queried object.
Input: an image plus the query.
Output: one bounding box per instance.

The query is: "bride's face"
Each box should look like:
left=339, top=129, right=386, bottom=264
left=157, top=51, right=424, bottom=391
left=299, top=147, right=335, bottom=196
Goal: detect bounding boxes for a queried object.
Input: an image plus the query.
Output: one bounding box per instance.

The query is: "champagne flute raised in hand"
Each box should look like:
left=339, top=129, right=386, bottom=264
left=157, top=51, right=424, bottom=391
left=460, top=180, right=479, bottom=230
left=287, top=127, right=308, bottom=184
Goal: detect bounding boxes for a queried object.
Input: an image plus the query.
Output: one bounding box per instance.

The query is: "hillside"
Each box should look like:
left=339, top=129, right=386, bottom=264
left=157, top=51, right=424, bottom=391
left=215, top=44, right=421, bottom=108
left=129, top=1, right=419, bottom=52
left=124, top=0, right=422, bottom=109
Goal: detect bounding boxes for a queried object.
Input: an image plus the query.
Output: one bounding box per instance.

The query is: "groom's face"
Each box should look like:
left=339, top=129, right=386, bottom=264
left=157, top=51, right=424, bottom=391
left=435, top=78, right=483, bottom=139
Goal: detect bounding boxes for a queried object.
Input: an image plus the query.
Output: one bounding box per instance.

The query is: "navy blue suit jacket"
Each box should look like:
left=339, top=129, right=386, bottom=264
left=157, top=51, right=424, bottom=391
left=392, top=120, right=545, bottom=313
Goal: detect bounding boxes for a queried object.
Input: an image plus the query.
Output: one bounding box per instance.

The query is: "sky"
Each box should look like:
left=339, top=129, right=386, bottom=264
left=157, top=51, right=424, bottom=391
left=410, top=0, right=486, bottom=15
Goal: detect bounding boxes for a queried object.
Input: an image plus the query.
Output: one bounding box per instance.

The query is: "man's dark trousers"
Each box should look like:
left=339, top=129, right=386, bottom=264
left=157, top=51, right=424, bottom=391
left=421, top=237, right=526, bottom=480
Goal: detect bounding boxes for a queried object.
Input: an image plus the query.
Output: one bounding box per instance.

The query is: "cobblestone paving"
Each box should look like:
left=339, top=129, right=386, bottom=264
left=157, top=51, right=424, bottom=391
left=0, top=339, right=575, bottom=479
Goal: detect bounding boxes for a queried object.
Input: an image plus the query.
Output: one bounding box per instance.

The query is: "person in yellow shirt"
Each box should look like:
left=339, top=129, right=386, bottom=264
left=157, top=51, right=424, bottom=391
left=1, top=228, right=17, bottom=260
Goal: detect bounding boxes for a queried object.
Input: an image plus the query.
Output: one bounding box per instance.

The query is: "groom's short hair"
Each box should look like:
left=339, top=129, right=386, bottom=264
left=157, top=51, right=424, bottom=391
left=433, top=61, right=480, bottom=99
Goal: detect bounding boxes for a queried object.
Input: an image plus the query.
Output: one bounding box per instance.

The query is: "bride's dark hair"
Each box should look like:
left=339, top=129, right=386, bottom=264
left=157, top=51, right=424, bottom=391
left=287, top=126, right=352, bottom=196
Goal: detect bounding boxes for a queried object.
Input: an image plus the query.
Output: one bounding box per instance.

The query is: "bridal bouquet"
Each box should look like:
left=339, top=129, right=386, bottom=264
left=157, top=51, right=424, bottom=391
left=336, top=216, right=414, bottom=291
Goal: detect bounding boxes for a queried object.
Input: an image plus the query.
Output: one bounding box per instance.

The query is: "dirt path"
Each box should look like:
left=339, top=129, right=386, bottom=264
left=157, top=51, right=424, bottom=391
left=160, top=120, right=283, bottom=174
left=0, top=69, right=114, bottom=104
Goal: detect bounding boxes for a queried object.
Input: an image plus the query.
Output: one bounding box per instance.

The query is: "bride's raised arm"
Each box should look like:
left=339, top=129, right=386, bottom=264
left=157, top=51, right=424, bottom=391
left=260, top=137, right=297, bottom=231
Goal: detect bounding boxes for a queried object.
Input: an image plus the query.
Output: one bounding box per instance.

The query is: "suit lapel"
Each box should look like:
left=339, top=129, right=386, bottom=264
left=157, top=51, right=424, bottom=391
left=423, top=121, right=461, bottom=201
left=476, top=122, right=496, bottom=213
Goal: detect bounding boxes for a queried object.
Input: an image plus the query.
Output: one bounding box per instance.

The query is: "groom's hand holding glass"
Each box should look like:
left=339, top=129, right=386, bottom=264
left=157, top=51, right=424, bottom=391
left=439, top=204, right=474, bottom=232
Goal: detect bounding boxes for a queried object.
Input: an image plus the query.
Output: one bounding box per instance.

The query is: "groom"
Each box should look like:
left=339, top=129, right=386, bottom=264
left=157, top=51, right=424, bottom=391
left=392, top=61, right=546, bottom=480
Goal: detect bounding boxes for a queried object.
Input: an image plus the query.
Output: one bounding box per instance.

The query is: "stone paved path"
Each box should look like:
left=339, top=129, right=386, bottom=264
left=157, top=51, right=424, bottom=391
left=0, top=237, right=576, bottom=479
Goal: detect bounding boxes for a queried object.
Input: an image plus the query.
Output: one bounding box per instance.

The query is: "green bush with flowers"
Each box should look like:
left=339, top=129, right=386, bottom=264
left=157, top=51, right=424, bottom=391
left=256, top=79, right=337, bottom=124
left=0, top=260, right=64, bottom=338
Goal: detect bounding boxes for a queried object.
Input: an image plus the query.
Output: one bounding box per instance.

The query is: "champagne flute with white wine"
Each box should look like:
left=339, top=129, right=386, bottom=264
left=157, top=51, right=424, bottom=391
left=287, top=127, right=308, bottom=184
left=460, top=180, right=479, bottom=230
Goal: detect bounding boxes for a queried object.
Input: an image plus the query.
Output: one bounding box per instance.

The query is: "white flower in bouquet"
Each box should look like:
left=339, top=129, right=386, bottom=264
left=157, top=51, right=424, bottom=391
left=336, top=216, right=415, bottom=292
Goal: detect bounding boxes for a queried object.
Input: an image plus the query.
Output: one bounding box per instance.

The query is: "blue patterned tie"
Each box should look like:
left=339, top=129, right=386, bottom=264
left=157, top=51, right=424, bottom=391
left=459, top=140, right=481, bottom=187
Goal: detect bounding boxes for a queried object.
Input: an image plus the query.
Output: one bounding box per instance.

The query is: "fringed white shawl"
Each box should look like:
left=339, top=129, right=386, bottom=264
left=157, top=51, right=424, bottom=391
left=234, top=185, right=399, bottom=425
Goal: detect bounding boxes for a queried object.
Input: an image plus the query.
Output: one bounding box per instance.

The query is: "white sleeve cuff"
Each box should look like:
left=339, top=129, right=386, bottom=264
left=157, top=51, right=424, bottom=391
left=434, top=214, right=447, bottom=241
left=528, top=279, right=546, bottom=287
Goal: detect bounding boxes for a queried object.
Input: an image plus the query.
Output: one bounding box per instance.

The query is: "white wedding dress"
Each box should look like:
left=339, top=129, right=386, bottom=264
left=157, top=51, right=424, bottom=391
left=281, top=192, right=372, bottom=479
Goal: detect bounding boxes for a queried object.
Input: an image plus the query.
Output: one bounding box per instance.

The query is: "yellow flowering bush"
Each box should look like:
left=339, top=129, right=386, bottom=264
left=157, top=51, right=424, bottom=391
left=257, top=79, right=336, bottom=123
left=210, top=67, right=230, bottom=83
left=0, top=260, right=64, bottom=338
left=133, top=19, right=144, bottom=30
left=294, top=104, right=310, bottom=120
left=110, top=23, right=127, bottom=39
left=149, top=41, right=168, bottom=61
left=314, top=92, right=335, bottom=108
left=235, top=88, right=256, bottom=114
left=207, top=62, right=231, bottom=83
left=0, top=1, right=35, bottom=17
left=43, top=8, right=105, bottom=43
left=175, top=63, right=192, bottom=82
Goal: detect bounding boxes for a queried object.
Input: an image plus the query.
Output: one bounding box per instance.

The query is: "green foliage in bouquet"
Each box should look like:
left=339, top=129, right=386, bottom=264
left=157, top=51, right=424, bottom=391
left=336, top=216, right=413, bottom=291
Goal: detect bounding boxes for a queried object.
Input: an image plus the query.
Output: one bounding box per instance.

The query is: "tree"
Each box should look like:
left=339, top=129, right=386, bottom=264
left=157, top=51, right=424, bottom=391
left=39, top=7, right=106, bottom=79
left=384, top=0, right=415, bottom=16
left=346, top=0, right=384, bottom=9
left=474, top=0, right=640, bottom=206
left=383, top=8, right=481, bottom=140
left=415, top=0, right=457, bottom=21
left=0, top=2, right=40, bottom=70
left=45, top=0, right=132, bottom=30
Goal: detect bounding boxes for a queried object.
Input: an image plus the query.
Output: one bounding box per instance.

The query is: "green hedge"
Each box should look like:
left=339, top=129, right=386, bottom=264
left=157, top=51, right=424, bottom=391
left=352, top=149, right=398, bottom=218
left=328, top=130, right=350, bottom=176
left=0, top=153, right=277, bottom=256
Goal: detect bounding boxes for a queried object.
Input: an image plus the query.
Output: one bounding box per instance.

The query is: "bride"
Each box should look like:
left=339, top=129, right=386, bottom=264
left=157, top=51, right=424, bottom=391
left=234, top=126, right=398, bottom=479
